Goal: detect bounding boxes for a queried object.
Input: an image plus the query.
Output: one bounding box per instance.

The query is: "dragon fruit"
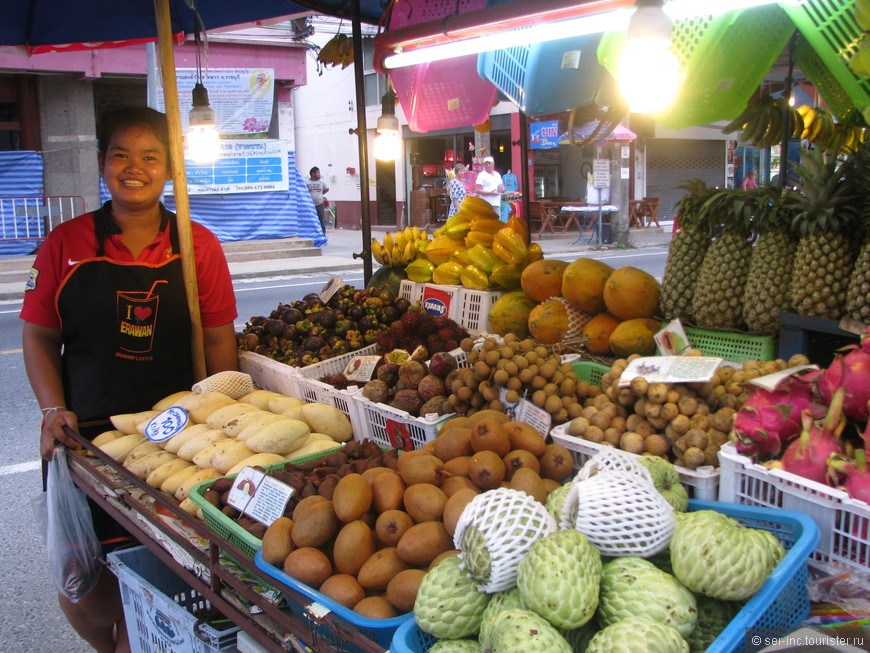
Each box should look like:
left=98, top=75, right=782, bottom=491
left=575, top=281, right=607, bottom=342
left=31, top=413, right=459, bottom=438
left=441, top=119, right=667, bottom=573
left=776, top=388, right=846, bottom=485
left=731, top=373, right=825, bottom=459
left=816, top=329, right=870, bottom=422
left=827, top=450, right=870, bottom=504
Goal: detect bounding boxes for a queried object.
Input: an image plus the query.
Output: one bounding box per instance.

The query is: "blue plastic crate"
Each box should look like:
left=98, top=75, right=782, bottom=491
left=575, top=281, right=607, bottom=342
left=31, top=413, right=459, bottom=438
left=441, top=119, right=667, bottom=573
left=254, top=549, right=413, bottom=652
left=477, top=32, right=619, bottom=117
left=391, top=500, right=820, bottom=653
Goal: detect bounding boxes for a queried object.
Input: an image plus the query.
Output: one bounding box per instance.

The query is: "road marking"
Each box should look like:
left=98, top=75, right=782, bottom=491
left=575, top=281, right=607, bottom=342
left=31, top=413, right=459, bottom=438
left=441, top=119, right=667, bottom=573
left=0, top=460, right=41, bottom=476
left=1, top=348, right=23, bottom=354
left=234, top=276, right=364, bottom=292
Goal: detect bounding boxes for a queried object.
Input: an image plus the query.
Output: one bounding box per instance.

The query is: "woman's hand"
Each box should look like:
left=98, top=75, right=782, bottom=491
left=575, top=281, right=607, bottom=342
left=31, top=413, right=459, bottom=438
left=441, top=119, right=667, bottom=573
left=40, top=408, right=80, bottom=461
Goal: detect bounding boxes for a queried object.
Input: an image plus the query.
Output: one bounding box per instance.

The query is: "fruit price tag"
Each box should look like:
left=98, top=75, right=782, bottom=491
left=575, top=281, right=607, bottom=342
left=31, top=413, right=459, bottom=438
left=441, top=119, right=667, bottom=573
left=343, top=355, right=381, bottom=382
left=747, top=365, right=819, bottom=392
left=227, top=467, right=295, bottom=527
left=144, top=406, right=189, bottom=442
left=318, top=275, right=344, bottom=304
left=385, top=420, right=414, bottom=451
left=655, top=319, right=692, bottom=355
left=618, top=356, right=723, bottom=386
left=511, top=397, right=551, bottom=436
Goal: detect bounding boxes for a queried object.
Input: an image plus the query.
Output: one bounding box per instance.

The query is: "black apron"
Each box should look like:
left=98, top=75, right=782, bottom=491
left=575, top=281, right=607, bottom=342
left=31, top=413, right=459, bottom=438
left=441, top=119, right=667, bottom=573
left=57, top=203, right=194, bottom=422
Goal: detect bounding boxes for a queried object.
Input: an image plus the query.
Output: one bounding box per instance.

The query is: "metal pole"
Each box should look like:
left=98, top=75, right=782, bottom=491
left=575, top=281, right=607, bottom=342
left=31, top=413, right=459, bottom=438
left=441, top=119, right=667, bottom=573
left=518, top=111, right=531, bottom=244
left=156, top=0, right=207, bottom=381
left=351, top=0, right=373, bottom=285
left=779, top=32, right=798, bottom=189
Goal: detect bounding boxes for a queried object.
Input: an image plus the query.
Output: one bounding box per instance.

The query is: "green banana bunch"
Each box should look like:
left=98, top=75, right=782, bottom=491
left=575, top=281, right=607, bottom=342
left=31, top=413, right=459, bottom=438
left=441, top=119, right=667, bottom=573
left=371, top=227, right=430, bottom=268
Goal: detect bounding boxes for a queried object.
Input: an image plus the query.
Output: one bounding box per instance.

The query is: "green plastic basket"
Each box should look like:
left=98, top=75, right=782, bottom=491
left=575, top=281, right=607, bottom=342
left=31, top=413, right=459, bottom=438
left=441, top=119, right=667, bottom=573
left=572, top=360, right=609, bottom=387
left=782, top=0, right=869, bottom=126
left=189, top=445, right=344, bottom=559
left=682, top=326, right=777, bottom=363
left=598, top=3, right=794, bottom=129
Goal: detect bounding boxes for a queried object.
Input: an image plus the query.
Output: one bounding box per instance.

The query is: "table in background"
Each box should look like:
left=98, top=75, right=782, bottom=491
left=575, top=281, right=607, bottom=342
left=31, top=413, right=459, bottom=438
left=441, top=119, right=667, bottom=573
left=561, top=204, right=619, bottom=244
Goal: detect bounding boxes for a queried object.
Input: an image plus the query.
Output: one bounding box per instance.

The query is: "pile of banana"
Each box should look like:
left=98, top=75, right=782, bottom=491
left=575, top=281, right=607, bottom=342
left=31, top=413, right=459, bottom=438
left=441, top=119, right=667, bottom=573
left=722, top=96, right=865, bottom=154
left=317, top=34, right=354, bottom=69
left=371, top=227, right=429, bottom=268
left=403, top=196, right=541, bottom=290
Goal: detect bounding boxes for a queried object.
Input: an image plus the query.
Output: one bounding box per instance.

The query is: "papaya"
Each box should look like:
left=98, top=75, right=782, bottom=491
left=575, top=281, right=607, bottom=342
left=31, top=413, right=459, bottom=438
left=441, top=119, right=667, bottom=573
left=603, top=266, right=661, bottom=320
left=487, top=291, right=538, bottom=338
left=581, top=313, right=621, bottom=355
left=520, top=259, right=570, bottom=302
left=561, top=258, right=615, bottom=313
left=527, top=298, right=569, bottom=345
left=369, top=266, right=407, bottom=295
left=609, top=318, right=662, bottom=357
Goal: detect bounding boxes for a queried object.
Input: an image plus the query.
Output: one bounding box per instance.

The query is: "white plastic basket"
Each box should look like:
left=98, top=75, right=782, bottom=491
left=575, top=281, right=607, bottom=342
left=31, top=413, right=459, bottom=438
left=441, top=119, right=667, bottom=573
left=351, top=393, right=451, bottom=450
left=718, top=442, right=870, bottom=573
left=399, top=279, right=424, bottom=306
left=107, top=546, right=239, bottom=653
left=237, top=351, right=299, bottom=397
left=457, top=288, right=505, bottom=336
left=550, top=424, right=720, bottom=501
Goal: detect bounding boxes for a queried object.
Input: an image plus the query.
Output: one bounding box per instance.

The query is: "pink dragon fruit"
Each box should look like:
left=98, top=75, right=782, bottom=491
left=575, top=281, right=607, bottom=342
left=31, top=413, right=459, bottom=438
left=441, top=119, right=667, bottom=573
left=777, top=387, right=847, bottom=485
left=731, top=373, right=825, bottom=459
left=827, top=450, right=870, bottom=505
left=816, top=329, right=870, bottom=422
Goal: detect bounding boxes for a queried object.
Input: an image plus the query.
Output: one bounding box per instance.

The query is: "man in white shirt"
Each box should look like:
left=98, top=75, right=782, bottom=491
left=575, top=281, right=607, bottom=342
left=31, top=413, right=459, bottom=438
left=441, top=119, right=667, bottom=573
left=306, top=166, right=330, bottom=231
left=474, top=156, right=505, bottom=212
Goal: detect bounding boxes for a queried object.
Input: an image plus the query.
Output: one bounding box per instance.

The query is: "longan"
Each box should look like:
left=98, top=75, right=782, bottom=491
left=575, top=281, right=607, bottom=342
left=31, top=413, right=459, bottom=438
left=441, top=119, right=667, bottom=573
left=513, top=355, right=529, bottom=370
left=518, top=368, right=535, bottom=384
left=499, top=346, right=514, bottom=360
left=506, top=376, right=523, bottom=392
left=539, top=362, right=557, bottom=380
left=504, top=389, right=520, bottom=404
left=532, top=389, right=547, bottom=408
left=544, top=395, right=563, bottom=415
left=460, top=337, right=475, bottom=352
left=482, top=337, right=499, bottom=351
left=484, top=349, right=500, bottom=367
left=518, top=338, right=535, bottom=352
left=531, top=375, right=547, bottom=390
left=457, top=386, right=474, bottom=402
left=492, top=369, right=509, bottom=387
left=503, top=361, right=519, bottom=377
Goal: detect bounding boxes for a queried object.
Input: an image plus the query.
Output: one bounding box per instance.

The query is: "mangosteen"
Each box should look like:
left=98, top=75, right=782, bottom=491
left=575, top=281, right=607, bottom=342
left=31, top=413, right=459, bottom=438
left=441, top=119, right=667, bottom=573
left=249, top=316, right=268, bottom=327
left=279, top=306, right=304, bottom=324
left=241, top=332, right=260, bottom=351
left=317, top=310, right=338, bottom=328
left=332, top=299, right=349, bottom=314
left=348, top=305, right=366, bottom=321
left=353, top=290, right=370, bottom=304
left=261, top=334, right=278, bottom=349
left=417, top=374, right=446, bottom=402
left=361, top=379, right=391, bottom=404
left=377, top=288, right=396, bottom=304
left=428, top=351, right=459, bottom=378
left=393, top=297, right=411, bottom=314
left=419, top=395, right=450, bottom=417
left=327, top=334, right=340, bottom=347
left=396, top=360, right=427, bottom=390
left=376, top=362, right=400, bottom=386
left=382, top=305, right=399, bottom=323
left=291, top=300, right=308, bottom=311
left=333, top=319, right=351, bottom=338
left=303, top=292, right=321, bottom=303
left=282, top=324, right=299, bottom=341
left=303, top=335, right=325, bottom=351
left=390, top=388, right=424, bottom=417
left=318, top=345, right=334, bottom=360
left=310, top=325, right=327, bottom=337
left=358, top=316, right=375, bottom=332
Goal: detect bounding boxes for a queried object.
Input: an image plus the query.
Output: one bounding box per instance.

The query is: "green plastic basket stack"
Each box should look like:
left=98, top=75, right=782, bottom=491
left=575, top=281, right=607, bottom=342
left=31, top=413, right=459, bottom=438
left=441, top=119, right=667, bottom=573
left=598, top=3, right=794, bottom=129
left=780, top=0, right=870, bottom=126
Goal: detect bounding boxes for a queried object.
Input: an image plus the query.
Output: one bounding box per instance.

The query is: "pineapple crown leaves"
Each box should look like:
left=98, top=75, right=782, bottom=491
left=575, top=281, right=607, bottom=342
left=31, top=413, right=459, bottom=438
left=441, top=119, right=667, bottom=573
left=751, top=187, right=797, bottom=235
left=672, top=179, right=718, bottom=232
left=786, top=146, right=861, bottom=237
left=698, top=187, right=756, bottom=238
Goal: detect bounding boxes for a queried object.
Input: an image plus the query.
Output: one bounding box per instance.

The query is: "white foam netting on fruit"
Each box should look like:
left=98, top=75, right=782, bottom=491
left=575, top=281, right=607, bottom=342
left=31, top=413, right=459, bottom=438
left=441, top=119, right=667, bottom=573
left=551, top=297, right=595, bottom=339
left=453, top=487, right=557, bottom=593
left=561, top=469, right=674, bottom=557
left=191, top=371, right=255, bottom=399
left=573, top=447, right=654, bottom=484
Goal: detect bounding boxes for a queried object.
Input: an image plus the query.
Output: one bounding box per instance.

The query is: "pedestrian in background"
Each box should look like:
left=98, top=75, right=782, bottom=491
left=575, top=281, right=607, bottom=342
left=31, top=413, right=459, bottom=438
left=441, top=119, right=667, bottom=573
left=306, top=166, right=330, bottom=232
left=448, top=162, right=467, bottom=218
left=475, top=156, right=504, bottom=212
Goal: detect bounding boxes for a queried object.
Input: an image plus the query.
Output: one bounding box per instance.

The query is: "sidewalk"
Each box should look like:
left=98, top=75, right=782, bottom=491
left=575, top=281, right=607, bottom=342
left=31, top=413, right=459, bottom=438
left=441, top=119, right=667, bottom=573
left=0, top=223, right=672, bottom=302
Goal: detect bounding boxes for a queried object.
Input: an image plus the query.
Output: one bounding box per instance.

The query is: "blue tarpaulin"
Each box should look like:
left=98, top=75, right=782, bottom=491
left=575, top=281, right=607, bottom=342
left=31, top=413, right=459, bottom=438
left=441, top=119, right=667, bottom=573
left=0, top=151, right=45, bottom=256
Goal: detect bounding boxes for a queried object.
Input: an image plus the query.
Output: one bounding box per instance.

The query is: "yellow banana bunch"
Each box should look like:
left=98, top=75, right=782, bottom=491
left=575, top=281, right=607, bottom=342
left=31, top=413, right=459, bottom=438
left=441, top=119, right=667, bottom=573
left=317, top=34, right=354, bottom=69
left=372, top=227, right=430, bottom=268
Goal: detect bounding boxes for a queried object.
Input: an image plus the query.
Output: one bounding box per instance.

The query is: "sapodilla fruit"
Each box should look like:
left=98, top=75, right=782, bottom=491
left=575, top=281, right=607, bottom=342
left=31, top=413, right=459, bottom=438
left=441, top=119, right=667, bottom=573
left=469, top=419, right=511, bottom=456
left=539, top=443, right=574, bottom=482
left=468, top=450, right=506, bottom=490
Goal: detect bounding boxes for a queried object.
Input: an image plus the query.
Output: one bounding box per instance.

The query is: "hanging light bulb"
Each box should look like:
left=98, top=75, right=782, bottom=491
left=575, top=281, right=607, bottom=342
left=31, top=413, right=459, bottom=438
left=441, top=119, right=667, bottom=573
left=374, top=89, right=400, bottom=162
left=187, top=82, right=221, bottom=164
left=617, top=0, right=681, bottom=114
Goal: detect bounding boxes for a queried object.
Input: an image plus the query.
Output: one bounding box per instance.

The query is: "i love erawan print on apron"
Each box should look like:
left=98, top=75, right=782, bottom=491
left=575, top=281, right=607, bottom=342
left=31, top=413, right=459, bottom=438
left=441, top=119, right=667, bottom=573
left=56, top=207, right=194, bottom=421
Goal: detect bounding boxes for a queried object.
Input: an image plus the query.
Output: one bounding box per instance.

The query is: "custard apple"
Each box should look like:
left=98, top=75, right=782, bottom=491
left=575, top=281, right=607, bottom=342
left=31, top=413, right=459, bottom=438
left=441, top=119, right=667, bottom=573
left=487, top=608, right=572, bottom=653
left=636, top=455, right=688, bottom=511
left=598, top=557, right=697, bottom=638
left=585, top=616, right=689, bottom=653
left=545, top=482, right=571, bottom=522
left=686, top=595, right=743, bottom=652
left=478, top=588, right=527, bottom=650
left=670, top=510, right=786, bottom=601
left=455, top=488, right=557, bottom=592
left=415, top=554, right=490, bottom=639
left=429, top=639, right=482, bottom=653
left=517, top=529, right=601, bottom=629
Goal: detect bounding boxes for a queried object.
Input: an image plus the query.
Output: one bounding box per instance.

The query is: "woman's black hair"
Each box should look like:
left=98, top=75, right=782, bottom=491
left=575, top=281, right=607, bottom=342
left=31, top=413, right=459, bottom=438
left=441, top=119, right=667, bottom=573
left=97, top=106, right=170, bottom=155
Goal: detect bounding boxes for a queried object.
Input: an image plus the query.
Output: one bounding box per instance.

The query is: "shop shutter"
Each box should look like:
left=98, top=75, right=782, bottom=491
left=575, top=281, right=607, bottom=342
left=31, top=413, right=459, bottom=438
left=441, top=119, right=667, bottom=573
left=646, top=139, right=725, bottom=220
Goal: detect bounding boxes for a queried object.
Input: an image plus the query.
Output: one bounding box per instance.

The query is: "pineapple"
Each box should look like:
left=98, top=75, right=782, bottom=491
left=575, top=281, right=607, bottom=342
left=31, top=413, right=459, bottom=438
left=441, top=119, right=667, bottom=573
left=692, top=187, right=756, bottom=329
left=843, top=139, right=870, bottom=325
left=786, top=148, right=861, bottom=320
left=742, top=188, right=797, bottom=335
left=659, top=180, right=716, bottom=322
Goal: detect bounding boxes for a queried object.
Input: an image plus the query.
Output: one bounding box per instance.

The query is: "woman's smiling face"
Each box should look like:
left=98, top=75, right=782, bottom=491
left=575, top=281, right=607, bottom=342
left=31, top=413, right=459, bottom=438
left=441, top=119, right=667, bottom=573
left=99, top=125, right=170, bottom=213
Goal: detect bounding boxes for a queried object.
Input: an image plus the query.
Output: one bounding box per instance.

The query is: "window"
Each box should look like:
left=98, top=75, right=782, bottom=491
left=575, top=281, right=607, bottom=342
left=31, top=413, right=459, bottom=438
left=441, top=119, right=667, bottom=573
left=0, top=76, right=40, bottom=151
left=362, top=37, right=388, bottom=107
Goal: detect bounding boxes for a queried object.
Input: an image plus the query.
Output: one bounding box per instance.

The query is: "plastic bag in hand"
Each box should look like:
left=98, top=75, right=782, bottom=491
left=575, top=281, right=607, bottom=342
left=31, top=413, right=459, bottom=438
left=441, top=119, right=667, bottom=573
left=40, top=446, right=103, bottom=602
